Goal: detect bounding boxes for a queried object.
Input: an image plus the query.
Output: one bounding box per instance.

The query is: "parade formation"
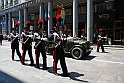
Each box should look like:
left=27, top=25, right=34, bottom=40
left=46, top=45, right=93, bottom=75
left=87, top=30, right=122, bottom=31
left=8, top=5, right=93, bottom=77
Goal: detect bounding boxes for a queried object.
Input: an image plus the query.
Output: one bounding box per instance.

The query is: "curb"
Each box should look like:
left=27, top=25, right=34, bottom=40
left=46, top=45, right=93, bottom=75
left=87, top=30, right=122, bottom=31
left=91, top=44, right=124, bottom=48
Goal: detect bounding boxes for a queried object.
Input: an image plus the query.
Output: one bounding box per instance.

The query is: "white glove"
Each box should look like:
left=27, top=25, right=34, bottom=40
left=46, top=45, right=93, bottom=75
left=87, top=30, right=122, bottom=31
left=27, top=35, right=33, bottom=38
left=41, top=38, right=48, bottom=41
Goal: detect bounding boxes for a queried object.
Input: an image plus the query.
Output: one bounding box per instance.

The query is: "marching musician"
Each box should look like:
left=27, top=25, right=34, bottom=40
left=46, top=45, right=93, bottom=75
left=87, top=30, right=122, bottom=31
left=34, top=19, right=48, bottom=70
left=10, top=22, right=21, bottom=61
left=97, top=32, right=106, bottom=52
left=21, top=21, right=34, bottom=66
left=53, top=22, right=69, bottom=77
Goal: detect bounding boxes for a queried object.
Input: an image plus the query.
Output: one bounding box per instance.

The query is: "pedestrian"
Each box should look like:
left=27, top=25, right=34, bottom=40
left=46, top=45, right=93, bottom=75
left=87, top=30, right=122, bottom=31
left=34, top=19, right=48, bottom=70
left=63, top=31, right=68, bottom=38
left=10, top=22, right=21, bottom=61
left=43, top=31, right=47, bottom=38
left=67, top=28, right=72, bottom=37
left=48, top=30, right=54, bottom=41
left=53, top=22, right=69, bottom=77
left=81, top=33, right=86, bottom=40
left=21, top=21, right=34, bottom=66
left=97, top=32, right=106, bottom=52
left=93, top=32, right=98, bottom=44
left=74, top=33, right=78, bottom=38
left=0, top=32, right=3, bottom=45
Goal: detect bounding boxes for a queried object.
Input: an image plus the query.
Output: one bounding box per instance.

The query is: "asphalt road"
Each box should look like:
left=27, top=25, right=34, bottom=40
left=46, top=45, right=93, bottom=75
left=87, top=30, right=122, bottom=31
left=0, top=40, right=124, bottom=83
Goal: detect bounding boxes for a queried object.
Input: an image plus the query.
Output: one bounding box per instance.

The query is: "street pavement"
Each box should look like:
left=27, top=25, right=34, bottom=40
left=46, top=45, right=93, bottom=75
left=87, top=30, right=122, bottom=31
left=0, top=40, right=124, bottom=83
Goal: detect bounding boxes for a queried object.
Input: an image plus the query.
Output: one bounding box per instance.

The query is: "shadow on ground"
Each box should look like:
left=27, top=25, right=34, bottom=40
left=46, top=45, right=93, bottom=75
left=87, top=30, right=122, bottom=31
left=64, top=53, right=96, bottom=61
left=64, top=53, right=73, bottom=58
left=48, top=66, right=61, bottom=74
left=69, top=72, right=89, bottom=82
left=98, top=52, right=110, bottom=53
left=0, top=70, right=24, bottom=83
left=82, top=55, right=97, bottom=60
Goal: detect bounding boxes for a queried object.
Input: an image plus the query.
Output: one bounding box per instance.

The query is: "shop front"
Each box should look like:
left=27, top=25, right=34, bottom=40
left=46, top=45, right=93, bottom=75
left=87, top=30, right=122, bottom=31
left=94, top=11, right=124, bottom=44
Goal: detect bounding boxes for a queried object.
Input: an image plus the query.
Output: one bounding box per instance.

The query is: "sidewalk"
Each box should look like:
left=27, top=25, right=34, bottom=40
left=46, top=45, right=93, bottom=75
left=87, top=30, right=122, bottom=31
left=103, top=45, right=124, bottom=48
left=0, top=41, right=124, bottom=83
left=91, top=44, right=124, bottom=50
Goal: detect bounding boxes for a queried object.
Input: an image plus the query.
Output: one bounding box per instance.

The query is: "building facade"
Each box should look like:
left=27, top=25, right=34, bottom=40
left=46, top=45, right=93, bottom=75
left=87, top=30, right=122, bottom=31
left=0, top=0, right=124, bottom=44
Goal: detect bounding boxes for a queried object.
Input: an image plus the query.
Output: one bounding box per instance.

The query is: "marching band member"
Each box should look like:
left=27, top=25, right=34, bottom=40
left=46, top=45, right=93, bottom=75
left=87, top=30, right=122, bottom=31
left=34, top=19, right=48, bottom=70
left=53, top=22, right=69, bottom=77
left=10, top=22, right=21, bottom=61
left=97, top=32, right=106, bottom=52
left=21, top=21, right=34, bottom=66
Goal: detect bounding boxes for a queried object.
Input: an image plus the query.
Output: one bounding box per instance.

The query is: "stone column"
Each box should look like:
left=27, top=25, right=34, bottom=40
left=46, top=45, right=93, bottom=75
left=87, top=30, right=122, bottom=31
left=5, top=13, right=8, bottom=34
left=24, top=7, right=28, bottom=27
left=39, top=2, right=44, bottom=30
left=0, top=16, right=2, bottom=33
left=87, top=0, right=93, bottom=43
left=4, top=0, right=6, bottom=9
left=8, top=0, right=10, bottom=7
left=8, top=12, right=12, bottom=33
left=19, top=9, right=22, bottom=35
left=48, top=1, right=52, bottom=35
left=73, top=0, right=78, bottom=37
left=13, top=0, right=14, bottom=6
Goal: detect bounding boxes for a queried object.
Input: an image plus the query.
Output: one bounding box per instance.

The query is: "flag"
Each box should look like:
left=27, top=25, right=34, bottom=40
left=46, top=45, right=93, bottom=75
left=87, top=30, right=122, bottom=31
left=1, top=21, right=5, bottom=27
left=61, top=9, right=67, bottom=25
left=15, top=18, right=19, bottom=22
left=45, top=11, right=50, bottom=21
left=61, top=9, right=67, bottom=31
left=48, top=12, right=50, bottom=20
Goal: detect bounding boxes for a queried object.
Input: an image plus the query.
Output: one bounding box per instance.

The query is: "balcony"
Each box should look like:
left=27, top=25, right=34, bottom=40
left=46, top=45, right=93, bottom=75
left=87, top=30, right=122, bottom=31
left=14, top=0, right=18, bottom=5
left=1, top=6, right=4, bottom=10
left=9, top=2, right=13, bottom=7
left=5, top=4, right=9, bottom=8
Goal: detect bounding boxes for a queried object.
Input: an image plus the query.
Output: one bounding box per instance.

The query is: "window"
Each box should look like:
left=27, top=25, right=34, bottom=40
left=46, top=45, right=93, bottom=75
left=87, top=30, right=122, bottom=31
left=78, top=6, right=86, bottom=14
left=78, top=7, right=81, bottom=14
left=109, top=22, right=114, bottom=28
left=116, top=22, right=121, bottom=27
left=95, top=2, right=114, bottom=12
left=83, top=6, right=86, bottom=14
left=52, top=11, right=57, bottom=17
left=80, top=6, right=84, bottom=14
left=67, top=8, right=72, bottom=15
left=106, top=2, right=113, bottom=10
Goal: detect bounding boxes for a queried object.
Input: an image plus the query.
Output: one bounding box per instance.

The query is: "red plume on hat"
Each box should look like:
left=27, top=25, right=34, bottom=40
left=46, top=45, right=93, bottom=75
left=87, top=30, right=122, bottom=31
left=26, top=20, right=30, bottom=27
left=15, top=22, right=20, bottom=28
left=67, top=28, right=71, bottom=33
left=99, top=28, right=102, bottom=32
left=15, top=22, right=20, bottom=26
left=81, top=28, right=85, bottom=32
left=38, top=19, right=43, bottom=26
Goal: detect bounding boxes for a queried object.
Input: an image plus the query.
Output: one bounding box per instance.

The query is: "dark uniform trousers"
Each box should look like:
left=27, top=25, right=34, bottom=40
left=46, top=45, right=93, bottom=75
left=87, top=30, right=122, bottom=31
left=35, top=45, right=47, bottom=68
left=11, top=43, right=21, bottom=60
left=54, top=45, right=68, bottom=75
left=97, top=40, right=105, bottom=52
left=21, top=44, right=34, bottom=65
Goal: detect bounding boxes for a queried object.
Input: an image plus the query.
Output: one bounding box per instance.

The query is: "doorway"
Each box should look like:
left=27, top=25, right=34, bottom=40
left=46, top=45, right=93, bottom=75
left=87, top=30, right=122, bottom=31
left=114, top=21, right=122, bottom=41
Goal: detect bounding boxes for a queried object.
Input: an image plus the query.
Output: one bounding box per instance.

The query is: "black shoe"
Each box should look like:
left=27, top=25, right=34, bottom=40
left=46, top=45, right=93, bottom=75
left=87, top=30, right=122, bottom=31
left=54, top=73, right=59, bottom=76
left=22, top=63, right=26, bottom=65
left=35, top=66, right=40, bottom=69
left=62, top=73, right=70, bottom=77
left=29, top=64, right=35, bottom=66
left=42, top=67, right=49, bottom=70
